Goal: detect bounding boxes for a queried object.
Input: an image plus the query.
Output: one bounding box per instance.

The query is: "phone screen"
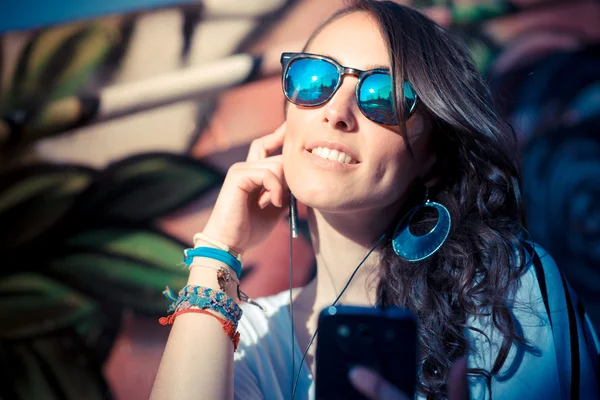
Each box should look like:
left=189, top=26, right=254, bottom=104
left=315, top=305, right=418, bottom=400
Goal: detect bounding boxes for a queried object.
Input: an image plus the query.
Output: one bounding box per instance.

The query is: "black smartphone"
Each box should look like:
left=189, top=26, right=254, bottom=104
left=315, top=305, right=418, bottom=400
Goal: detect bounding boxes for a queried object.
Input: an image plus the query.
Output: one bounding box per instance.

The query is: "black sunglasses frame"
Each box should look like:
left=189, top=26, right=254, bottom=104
left=280, top=52, right=418, bottom=125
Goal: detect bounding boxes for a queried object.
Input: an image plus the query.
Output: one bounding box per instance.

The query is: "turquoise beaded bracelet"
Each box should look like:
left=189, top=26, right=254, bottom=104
left=162, top=285, right=243, bottom=325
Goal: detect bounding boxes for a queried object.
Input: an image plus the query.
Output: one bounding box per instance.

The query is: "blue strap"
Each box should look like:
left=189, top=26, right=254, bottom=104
left=183, top=247, right=242, bottom=278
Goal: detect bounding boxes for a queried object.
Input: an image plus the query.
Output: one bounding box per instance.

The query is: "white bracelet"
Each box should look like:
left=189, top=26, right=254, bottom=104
left=193, top=232, right=243, bottom=263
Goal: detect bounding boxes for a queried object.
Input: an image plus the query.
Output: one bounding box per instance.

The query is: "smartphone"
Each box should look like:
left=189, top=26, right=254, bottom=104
left=315, top=305, right=418, bottom=400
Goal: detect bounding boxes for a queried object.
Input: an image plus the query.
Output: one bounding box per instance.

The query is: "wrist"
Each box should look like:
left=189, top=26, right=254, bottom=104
left=200, top=225, right=245, bottom=254
left=188, top=263, right=240, bottom=301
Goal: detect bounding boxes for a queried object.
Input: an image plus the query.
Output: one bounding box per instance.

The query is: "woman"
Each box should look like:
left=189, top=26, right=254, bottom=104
left=150, top=1, right=599, bottom=399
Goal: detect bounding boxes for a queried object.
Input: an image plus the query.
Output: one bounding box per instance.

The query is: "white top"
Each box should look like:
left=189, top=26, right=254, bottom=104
left=234, top=245, right=599, bottom=399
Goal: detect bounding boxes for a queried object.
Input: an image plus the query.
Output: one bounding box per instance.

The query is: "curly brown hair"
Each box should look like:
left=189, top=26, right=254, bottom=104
left=306, top=1, right=532, bottom=398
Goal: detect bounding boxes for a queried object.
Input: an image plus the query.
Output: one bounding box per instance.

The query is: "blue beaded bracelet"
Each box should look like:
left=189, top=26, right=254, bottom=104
left=162, top=285, right=243, bottom=325
left=183, top=246, right=242, bottom=279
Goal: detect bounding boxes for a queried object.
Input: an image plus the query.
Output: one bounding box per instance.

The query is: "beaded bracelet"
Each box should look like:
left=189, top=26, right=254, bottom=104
left=163, top=285, right=241, bottom=323
left=159, top=308, right=240, bottom=351
left=185, top=264, right=265, bottom=312
left=163, top=285, right=243, bottom=325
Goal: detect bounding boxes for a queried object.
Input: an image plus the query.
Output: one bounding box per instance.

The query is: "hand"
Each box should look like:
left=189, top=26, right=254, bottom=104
left=349, top=358, right=469, bottom=400
left=202, top=122, right=288, bottom=253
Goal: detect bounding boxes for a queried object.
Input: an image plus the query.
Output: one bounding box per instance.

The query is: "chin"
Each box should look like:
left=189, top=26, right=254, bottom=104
left=284, top=149, right=368, bottom=212
left=288, top=179, right=339, bottom=211
left=289, top=179, right=366, bottom=214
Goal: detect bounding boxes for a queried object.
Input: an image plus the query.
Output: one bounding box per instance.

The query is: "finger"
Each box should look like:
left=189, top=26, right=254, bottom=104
left=235, top=169, right=284, bottom=208
left=238, top=155, right=284, bottom=170
left=258, top=169, right=283, bottom=208
left=262, top=122, right=286, bottom=152
left=257, top=191, right=272, bottom=209
left=246, top=139, right=268, bottom=162
left=246, top=126, right=286, bottom=161
left=448, top=357, right=469, bottom=400
left=231, top=156, right=286, bottom=190
left=256, top=154, right=283, bottom=163
left=349, top=367, right=410, bottom=400
left=246, top=122, right=286, bottom=161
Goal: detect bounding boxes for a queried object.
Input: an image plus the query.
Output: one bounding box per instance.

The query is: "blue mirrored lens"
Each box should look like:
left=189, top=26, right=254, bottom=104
left=284, top=58, right=339, bottom=106
left=358, top=73, right=396, bottom=124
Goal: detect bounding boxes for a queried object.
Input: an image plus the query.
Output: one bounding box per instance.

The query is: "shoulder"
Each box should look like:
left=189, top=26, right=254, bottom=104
left=519, top=242, right=563, bottom=306
left=506, top=242, right=583, bottom=327
left=518, top=242, right=596, bottom=343
left=509, top=242, right=564, bottom=328
left=467, top=242, right=600, bottom=399
left=522, top=243, right=600, bottom=397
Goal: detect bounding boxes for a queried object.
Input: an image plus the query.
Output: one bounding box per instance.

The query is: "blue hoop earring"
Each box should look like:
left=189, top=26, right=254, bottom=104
left=392, top=194, right=451, bottom=262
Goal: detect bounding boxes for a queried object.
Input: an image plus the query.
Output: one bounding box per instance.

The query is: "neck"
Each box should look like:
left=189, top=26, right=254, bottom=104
left=295, top=203, right=401, bottom=315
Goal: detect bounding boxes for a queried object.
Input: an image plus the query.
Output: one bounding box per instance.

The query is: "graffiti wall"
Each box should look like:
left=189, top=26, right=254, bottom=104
left=1, top=0, right=598, bottom=398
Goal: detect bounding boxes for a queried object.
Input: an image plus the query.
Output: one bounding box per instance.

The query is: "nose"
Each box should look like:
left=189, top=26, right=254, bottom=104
left=322, top=77, right=358, bottom=132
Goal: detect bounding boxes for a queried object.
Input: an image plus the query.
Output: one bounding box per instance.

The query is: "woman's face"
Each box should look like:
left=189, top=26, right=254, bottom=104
left=283, top=11, right=435, bottom=214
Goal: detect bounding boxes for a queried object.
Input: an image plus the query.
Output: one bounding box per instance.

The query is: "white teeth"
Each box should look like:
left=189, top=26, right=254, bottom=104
left=310, top=147, right=355, bottom=164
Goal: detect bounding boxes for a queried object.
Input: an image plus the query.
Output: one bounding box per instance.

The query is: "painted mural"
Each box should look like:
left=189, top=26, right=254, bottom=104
left=1, top=0, right=599, bottom=398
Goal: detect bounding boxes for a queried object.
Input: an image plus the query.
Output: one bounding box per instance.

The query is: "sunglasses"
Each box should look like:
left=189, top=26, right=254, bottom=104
left=281, top=52, right=417, bottom=125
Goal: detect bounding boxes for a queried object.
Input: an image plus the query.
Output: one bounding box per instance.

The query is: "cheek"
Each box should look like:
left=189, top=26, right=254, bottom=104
left=369, top=142, right=421, bottom=198
left=370, top=116, right=433, bottom=186
left=282, top=125, right=302, bottom=160
left=375, top=155, right=411, bottom=194
left=370, top=136, right=410, bottom=177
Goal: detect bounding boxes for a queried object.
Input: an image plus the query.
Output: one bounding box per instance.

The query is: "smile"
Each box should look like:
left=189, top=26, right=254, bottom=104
left=309, top=147, right=358, bottom=165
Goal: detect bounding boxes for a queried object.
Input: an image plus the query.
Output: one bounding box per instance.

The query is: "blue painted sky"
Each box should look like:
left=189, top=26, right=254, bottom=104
left=0, top=0, right=197, bottom=33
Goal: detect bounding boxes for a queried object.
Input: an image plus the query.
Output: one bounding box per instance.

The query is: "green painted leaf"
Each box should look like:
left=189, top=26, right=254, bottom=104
left=0, top=167, right=92, bottom=249
left=46, top=24, right=117, bottom=102
left=65, top=228, right=186, bottom=270
left=2, top=20, right=123, bottom=112
left=49, top=249, right=187, bottom=315
left=88, top=153, right=223, bottom=221
left=17, top=25, right=87, bottom=105
left=0, top=273, right=97, bottom=340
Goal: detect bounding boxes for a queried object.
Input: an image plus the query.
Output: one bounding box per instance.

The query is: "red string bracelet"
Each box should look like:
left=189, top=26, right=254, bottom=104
left=159, top=308, right=240, bottom=351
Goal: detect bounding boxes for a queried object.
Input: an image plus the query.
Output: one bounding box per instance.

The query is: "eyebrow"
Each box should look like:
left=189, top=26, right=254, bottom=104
left=364, top=63, right=390, bottom=71
left=320, top=53, right=390, bottom=71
